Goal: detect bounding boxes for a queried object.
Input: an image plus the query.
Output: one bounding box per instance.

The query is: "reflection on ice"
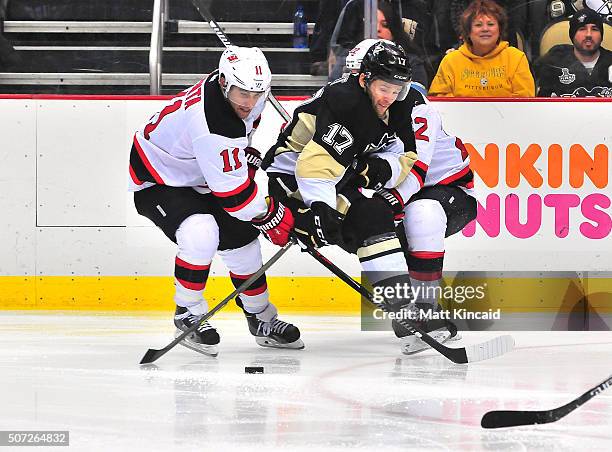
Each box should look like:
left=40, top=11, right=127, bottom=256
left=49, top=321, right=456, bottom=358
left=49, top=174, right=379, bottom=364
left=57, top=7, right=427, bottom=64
left=0, top=312, right=611, bottom=451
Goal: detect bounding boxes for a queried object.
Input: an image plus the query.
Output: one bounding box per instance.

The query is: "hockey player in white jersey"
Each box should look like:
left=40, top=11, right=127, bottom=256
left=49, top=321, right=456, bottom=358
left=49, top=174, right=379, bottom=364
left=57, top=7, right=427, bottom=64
left=264, top=40, right=476, bottom=355
left=128, top=46, right=302, bottom=356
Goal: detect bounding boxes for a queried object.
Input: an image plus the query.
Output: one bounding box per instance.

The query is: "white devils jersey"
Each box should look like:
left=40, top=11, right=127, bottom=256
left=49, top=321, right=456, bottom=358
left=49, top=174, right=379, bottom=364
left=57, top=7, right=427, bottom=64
left=393, top=90, right=474, bottom=204
left=128, top=71, right=268, bottom=221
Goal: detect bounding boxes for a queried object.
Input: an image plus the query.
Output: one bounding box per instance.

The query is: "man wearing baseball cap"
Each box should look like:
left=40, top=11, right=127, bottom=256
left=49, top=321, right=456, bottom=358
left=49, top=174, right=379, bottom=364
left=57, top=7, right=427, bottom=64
left=535, top=8, right=612, bottom=96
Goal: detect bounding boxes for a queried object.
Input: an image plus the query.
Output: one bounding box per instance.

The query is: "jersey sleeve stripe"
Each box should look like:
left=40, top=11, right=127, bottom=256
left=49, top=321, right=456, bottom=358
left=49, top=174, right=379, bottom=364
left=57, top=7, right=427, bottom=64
left=211, top=177, right=251, bottom=197
left=214, top=179, right=259, bottom=213
left=413, top=160, right=429, bottom=172
left=410, top=161, right=428, bottom=187
left=438, top=165, right=474, bottom=188
left=129, top=164, right=143, bottom=185
left=131, top=136, right=166, bottom=184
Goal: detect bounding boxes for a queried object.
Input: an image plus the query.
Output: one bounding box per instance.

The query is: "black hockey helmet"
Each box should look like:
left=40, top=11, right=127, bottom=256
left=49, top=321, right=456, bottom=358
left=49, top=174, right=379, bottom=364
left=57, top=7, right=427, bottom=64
left=359, top=41, right=412, bottom=100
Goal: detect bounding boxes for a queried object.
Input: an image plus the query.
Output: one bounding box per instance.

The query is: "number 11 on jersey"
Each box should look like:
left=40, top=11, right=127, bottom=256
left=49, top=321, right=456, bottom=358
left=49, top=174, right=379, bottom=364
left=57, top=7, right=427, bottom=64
left=220, top=148, right=243, bottom=172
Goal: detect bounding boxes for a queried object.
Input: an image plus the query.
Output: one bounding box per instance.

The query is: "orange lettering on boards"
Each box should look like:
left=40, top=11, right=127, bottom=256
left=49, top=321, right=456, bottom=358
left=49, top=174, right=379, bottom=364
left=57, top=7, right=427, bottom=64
left=465, top=143, right=499, bottom=188
left=569, top=144, right=608, bottom=189
left=547, top=144, right=563, bottom=188
left=467, top=143, right=609, bottom=189
left=506, top=143, right=543, bottom=188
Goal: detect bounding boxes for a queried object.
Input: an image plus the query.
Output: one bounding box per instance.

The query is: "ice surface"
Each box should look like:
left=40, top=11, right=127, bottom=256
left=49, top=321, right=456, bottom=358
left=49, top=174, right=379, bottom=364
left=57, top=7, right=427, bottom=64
left=0, top=312, right=611, bottom=451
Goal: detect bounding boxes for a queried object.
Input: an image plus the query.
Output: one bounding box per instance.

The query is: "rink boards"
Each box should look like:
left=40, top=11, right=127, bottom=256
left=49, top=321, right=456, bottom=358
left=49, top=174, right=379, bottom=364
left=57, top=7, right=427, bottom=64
left=0, top=95, right=610, bottom=316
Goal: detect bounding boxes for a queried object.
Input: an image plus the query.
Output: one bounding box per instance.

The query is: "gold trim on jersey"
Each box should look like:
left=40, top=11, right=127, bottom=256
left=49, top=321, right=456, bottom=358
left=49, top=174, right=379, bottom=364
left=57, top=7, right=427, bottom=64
left=275, top=112, right=316, bottom=156
left=296, top=140, right=345, bottom=180
left=356, top=238, right=402, bottom=260
left=394, top=151, right=418, bottom=187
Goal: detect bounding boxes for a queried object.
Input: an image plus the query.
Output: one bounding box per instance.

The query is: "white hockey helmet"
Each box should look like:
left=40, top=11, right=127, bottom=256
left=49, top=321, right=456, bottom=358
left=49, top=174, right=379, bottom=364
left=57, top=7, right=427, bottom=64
left=345, top=38, right=394, bottom=72
left=218, top=46, right=272, bottom=97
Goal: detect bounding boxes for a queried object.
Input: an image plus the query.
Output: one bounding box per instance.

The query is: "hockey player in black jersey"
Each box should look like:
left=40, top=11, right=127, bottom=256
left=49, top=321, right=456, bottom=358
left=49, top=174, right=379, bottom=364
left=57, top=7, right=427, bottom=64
left=265, top=41, right=467, bottom=354
left=265, top=40, right=476, bottom=354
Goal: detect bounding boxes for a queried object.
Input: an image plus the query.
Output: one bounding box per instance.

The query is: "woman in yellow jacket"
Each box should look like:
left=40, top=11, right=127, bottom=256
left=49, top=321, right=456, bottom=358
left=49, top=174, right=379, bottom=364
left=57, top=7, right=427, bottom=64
left=429, top=0, right=535, bottom=97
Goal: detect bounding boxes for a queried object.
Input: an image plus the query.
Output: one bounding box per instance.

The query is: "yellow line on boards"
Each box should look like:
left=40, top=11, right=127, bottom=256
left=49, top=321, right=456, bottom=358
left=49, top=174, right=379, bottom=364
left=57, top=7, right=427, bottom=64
left=0, top=276, right=359, bottom=312
left=0, top=276, right=611, bottom=313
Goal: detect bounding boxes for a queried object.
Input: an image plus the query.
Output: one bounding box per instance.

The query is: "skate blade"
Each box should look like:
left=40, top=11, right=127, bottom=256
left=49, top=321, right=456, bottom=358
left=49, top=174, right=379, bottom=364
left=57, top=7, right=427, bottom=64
left=448, top=332, right=462, bottom=342
left=401, top=330, right=451, bottom=355
left=175, top=330, right=219, bottom=357
left=255, top=337, right=305, bottom=350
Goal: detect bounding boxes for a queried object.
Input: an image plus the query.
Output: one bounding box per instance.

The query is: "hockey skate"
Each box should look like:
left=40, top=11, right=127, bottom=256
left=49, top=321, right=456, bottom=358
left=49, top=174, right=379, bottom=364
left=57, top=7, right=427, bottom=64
left=236, top=297, right=304, bottom=349
left=174, top=306, right=220, bottom=357
left=391, top=303, right=458, bottom=355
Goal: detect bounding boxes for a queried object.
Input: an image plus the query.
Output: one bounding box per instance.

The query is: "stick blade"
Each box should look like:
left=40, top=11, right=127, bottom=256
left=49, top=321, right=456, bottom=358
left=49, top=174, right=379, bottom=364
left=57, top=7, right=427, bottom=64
left=465, top=334, right=515, bottom=363
left=140, top=348, right=164, bottom=365
left=481, top=410, right=549, bottom=428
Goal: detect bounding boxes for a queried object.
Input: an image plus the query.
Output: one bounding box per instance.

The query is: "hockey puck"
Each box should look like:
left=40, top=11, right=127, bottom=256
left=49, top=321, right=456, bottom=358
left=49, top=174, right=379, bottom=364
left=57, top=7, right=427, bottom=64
left=245, top=366, right=264, bottom=374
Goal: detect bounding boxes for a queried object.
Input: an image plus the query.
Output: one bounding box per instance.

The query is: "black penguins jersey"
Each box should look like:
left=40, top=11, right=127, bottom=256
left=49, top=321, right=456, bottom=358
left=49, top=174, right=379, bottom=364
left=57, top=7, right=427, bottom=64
left=265, top=73, right=473, bottom=208
left=262, top=86, right=323, bottom=174
left=293, top=74, right=418, bottom=208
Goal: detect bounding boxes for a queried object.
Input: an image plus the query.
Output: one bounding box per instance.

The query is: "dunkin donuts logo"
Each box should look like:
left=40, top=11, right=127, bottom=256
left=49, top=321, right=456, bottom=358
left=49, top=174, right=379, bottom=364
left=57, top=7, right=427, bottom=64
left=462, top=143, right=611, bottom=239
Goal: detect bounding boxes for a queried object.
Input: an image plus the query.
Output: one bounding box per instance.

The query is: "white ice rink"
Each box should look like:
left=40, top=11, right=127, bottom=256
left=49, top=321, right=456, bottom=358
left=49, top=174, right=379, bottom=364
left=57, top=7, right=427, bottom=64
left=1, top=312, right=611, bottom=451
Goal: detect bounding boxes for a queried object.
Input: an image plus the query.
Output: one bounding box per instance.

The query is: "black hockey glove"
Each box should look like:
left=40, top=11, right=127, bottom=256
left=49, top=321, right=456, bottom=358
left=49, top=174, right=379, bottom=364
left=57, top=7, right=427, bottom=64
left=351, top=157, right=392, bottom=190
left=244, top=147, right=262, bottom=180
left=373, top=187, right=405, bottom=226
left=290, top=200, right=344, bottom=248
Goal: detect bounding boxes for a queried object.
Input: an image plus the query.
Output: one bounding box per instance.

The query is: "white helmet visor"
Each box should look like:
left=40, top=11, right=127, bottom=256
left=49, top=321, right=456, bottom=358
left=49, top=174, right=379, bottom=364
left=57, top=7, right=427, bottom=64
left=226, top=85, right=268, bottom=109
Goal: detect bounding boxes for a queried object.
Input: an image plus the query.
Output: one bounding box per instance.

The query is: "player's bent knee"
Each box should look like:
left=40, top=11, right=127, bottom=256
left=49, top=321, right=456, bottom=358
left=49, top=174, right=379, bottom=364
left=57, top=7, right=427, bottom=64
left=175, top=214, right=220, bottom=263
left=344, top=196, right=395, bottom=247
left=218, top=238, right=263, bottom=275
left=404, top=200, right=447, bottom=251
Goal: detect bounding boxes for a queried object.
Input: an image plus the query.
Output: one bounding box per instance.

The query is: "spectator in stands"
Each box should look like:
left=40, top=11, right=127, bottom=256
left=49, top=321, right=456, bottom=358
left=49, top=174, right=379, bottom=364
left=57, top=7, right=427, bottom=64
left=429, top=0, right=535, bottom=97
left=535, top=8, right=612, bottom=96
left=328, top=0, right=428, bottom=87
left=535, top=1, right=611, bottom=59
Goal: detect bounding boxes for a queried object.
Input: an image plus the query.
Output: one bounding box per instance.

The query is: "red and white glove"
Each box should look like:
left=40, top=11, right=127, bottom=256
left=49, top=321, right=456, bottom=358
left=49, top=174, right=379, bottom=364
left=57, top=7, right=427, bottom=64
left=251, top=196, right=294, bottom=246
left=244, top=147, right=262, bottom=180
left=374, top=187, right=405, bottom=225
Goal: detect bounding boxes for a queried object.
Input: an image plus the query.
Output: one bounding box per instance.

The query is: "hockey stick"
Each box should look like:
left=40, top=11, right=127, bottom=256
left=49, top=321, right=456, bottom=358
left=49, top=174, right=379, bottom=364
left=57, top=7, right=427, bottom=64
left=139, top=239, right=294, bottom=364
left=297, top=239, right=514, bottom=364
left=189, top=0, right=292, bottom=122
left=481, top=374, right=612, bottom=428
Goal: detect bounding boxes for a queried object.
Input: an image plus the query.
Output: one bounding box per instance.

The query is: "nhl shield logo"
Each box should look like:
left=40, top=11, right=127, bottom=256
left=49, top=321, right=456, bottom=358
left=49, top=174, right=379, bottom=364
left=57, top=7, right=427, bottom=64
left=559, top=68, right=576, bottom=84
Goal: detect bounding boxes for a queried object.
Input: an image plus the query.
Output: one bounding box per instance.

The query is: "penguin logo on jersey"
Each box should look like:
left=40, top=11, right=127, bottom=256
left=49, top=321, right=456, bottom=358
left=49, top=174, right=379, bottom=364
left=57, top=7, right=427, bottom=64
left=363, top=132, right=398, bottom=155
left=559, top=68, right=576, bottom=84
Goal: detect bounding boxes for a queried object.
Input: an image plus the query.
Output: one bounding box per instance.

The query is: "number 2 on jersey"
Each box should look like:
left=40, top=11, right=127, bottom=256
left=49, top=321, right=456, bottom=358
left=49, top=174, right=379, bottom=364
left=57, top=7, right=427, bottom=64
left=414, top=117, right=429, bottom=142
left=220, top=148, right=243, bottom=172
